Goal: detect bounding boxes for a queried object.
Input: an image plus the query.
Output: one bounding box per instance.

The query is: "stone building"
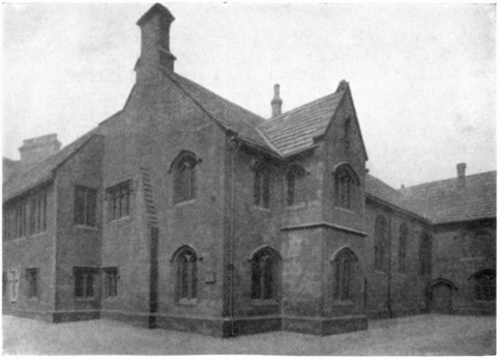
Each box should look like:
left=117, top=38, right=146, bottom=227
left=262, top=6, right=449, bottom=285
left=3, top=4, right=496, bottom=337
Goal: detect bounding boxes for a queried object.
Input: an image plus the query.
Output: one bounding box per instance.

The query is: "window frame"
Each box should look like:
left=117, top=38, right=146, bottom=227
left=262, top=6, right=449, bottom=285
left=250, top=247, right=281, bottom=303
left=374, top=215, right=388, bottom=272
left=73, top=267, right=98, bottom=300
left=286, top=165, right=306, bottom=207
left=333, top=164, right=359, bottom=211
left=419, top=232, right=432, bottom=277
left=173, top=247, right=198, bottom=303
left=172, top=153, right=198, bottom=205
left=8, top=269, right=20, bottom=303
left=398, top=223, right=409, bottom=274
left=473, top=269, right=496, bottom=302
left=25, top=268, right=39, bottom=300
left=106, top=181, right=132, bottom=221
left=254, top=164, right=271, bottom=209
left=74, top=185, right=98, bottom=227
left=103, top=267, right=119, bottom=299
left=332, top=248, right=358, bottom=302
left=344, top=118, right=352, bottom=154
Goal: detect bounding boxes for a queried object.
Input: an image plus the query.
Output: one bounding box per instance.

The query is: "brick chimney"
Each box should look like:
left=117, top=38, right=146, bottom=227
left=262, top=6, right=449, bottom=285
left=19, top=133, right=61, bottom=166
left=456, top=162, right=466, bottom=188
left=135, top=4, right=176, bottom=80
left=271, top=84, right=283, bottom=117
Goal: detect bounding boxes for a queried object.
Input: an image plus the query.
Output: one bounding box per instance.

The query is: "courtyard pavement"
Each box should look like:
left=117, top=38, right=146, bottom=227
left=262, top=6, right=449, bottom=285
left=2, top=314, right=496, bottom=355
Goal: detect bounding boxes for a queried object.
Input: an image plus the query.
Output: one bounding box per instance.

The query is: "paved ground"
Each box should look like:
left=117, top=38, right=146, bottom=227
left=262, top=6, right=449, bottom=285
left=2, top=314, right=496, bottom=355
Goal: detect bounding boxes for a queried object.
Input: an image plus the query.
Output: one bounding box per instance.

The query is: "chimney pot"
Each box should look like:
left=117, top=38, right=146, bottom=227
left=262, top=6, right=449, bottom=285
left=456, top=162, right=466, bottom=188
left=271, top=84, right=283, bottom=118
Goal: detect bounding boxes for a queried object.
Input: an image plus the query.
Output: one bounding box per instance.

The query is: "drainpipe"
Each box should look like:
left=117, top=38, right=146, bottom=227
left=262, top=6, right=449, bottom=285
left=387, top=217, right=393, bottom=318
left=228, top=136, right=241, bottom=336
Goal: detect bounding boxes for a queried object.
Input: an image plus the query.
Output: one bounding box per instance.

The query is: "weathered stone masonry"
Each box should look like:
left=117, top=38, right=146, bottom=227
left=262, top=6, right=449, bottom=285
left=3, top=4, right=495, bottom=337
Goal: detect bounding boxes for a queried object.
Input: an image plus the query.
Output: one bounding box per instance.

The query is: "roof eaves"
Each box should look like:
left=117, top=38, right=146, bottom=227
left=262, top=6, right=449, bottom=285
left=3, top=175, right=53, bottom=203
left=366, top=193, right=429, bottom=223
left=254, top=126, right=283, bottom=157
left=432, top=216, right=496, bottom=226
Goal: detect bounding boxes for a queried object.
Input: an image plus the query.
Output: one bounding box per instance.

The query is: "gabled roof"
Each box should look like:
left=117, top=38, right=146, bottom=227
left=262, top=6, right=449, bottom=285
left=259, top=83, right=347, bottom=156
left=3, top=131, right=100, bottom=202
left=400, top=171, right=496, bottom=224
left=164, top=71, right=281, bottom=156
left=365, top=174, right=425, bottom=219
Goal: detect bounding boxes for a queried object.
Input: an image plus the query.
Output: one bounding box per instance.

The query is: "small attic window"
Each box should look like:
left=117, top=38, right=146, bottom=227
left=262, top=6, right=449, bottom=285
left=344, top=118, right=352, bottom=154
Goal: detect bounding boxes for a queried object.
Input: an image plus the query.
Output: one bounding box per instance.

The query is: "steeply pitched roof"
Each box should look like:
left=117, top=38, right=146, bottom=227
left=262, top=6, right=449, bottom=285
left=3, top=131, right=99, bottom=202
left=259, top=84, right=347, bottom=156
left=400, top=171, right=496, bottom=224
left=365, top=174, right=424, bottom=219
left=164, top=71, right=280, bottom=156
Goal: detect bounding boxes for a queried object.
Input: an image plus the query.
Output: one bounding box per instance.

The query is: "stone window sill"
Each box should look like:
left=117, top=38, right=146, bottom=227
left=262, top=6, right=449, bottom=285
left=334, top=206, right=357, bottom=215
left=251, top=299, right=279, bottom=307
left=7, top=231, right=49, bottom=242
left=174, top=199, right=197, bottom=207
left=75, top=225, right=98, bottom=231
left=332, top=300, right=355, bottom=306
left=108, top=216, right=131, bottom=225
left=285, top=202, right=306, bottom=210
left=177, top=298, right=198, bottom=306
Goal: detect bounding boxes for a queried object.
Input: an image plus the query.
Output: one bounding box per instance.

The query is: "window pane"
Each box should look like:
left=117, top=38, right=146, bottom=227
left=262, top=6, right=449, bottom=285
left=251, top=260, right=261, bottom=299
left=86, top=273, right=94, bottom=297
left=87, top=189, right=97, bottom=226
left=263, top=170, right=270, bottom=209
left=263, top=258, right=274, bottom=299
left=75, top=272, right=84, bottom=297
left=75, top=187, right=86, bottom=225
left=287, top=171, right=295, bottom=206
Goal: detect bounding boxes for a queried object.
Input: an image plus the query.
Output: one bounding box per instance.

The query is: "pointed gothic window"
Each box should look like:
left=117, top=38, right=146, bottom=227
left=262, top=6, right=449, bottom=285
left=419, top=232, right=432, bottom=276
left=473, top=269, right=496, bottom=301
left=173, top=153, right=197, bottom=204
left=344, top=118, right=352, bottom=153
left=254, top=164, right=271, bottom=209
left=332, top=248, right=358, bottom=301
left=398, top=223, right=408, bottom=273
left=251, top=247, right=280, bottom=301
left=175, top=248, right=198, bottom=301
left=334, top=164, right=359, bottom=210
left=374, top=215, right=388, bottom=272
left=286, top=165, right=306, bottom=206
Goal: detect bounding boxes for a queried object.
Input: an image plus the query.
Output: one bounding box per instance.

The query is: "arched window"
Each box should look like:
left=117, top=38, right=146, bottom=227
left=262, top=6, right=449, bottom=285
left=254, top=163, right=271, bottom=209
left=473, top=269, right=495, bottom=301
left=334, top=164, right=359, bottom=210
left=250, top=247, right=280, bottom=301
left=398, top=223, right=408, bottom=273
left=332, top=248, right=358, bottom=301
left=374, top=215, right=388, bottom=272
left=419, top=232, right=432, bottom=276
left=172, top=152, right=197, bottom=204
left=344, top=118, right=351, bottom=154
left=286, top=165, right=306, bottom=206
left=174, top=247, right=198, bottom=301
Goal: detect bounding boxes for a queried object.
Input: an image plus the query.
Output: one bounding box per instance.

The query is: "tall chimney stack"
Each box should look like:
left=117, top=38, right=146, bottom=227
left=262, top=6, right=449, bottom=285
left=135, top=4, right=176, bottom=80
left=456, top=162, right=466, bottom=188
left=271, top=84, right=283, bottom=118
left=19, top=133, right=61, bottom=166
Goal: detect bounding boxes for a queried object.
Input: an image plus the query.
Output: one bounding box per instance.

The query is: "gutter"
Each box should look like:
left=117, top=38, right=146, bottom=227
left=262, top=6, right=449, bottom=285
left=228, top=137, right=241, bottom=336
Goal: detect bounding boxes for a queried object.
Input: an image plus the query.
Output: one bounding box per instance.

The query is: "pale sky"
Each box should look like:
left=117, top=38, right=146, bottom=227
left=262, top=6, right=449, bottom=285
left=2, top=2, right=496, bottom=188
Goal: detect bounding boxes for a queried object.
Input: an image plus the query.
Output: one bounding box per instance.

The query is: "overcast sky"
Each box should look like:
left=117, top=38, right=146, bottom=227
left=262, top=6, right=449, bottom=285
left=3, top=2, right=496, bottom=187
